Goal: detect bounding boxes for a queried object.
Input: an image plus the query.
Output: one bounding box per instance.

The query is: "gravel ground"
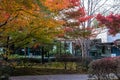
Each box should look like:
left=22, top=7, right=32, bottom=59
left=10, top=74, right=89, bottom=80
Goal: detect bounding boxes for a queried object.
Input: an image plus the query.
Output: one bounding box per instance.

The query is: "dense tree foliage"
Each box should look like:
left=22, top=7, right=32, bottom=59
left=0, top=0, right=70, bottom=51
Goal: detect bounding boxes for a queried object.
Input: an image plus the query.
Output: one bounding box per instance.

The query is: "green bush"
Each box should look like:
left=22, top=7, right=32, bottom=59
left=88, top=57, right=120, bottom=80
left=0, top=60, right=14, bottom=80
left=11, top=58, right=41, bottom=67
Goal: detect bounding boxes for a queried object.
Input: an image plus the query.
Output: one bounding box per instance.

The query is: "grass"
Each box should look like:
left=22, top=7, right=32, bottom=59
left=11, top=67, right=82, bottom=76
left=15, top=62, right=77, bottom=70
left=10, top=62, right=88, bottom=76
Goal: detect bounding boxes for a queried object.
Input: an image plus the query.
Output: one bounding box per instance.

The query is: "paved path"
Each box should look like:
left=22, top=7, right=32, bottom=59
left=10, top=74, right=89, bottom=80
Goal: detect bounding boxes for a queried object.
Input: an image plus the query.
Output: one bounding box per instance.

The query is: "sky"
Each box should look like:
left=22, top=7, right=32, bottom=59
left=82, top=0, right=120, bottom=15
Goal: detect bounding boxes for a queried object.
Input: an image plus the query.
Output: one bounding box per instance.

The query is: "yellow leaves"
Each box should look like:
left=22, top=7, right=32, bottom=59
left=0, top=0, right=19, bottom=13
left=31, top=4, right=41, bottom=11
left=0, top=0, right=41, bottom=14
left=44, top=19, right=59, bottom=28
left=44, top=0, right=70, bottom=12
left=0, top=0, right=40, bottom=28
left=0, top=0, right=64, bottom=30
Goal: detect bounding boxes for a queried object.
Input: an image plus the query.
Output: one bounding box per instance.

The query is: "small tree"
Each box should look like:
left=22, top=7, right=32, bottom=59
left=59, top=0, right=95, bottom=58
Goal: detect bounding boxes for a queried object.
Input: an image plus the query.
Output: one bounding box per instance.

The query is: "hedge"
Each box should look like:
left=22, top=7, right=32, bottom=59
left=88, top=56, right=120, bottom=80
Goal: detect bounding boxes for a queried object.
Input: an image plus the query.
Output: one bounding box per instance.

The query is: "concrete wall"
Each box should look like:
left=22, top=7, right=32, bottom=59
left=95, top=28, right=120, bottom=43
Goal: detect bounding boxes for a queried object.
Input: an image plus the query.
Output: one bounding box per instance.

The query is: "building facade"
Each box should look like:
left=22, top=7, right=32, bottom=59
left=94, top=28, right=120, bottom=57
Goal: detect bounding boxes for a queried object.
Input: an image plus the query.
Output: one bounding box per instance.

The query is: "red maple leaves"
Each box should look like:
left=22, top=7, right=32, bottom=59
left=79, top=16, right=93, bottom=22
left=69, top=0, right=80, bottom=6
left=64, top=27, right=73, bottom=32
left=96, top=13, right=120, bottom=35
left=56, top=0, right=94, bottom=38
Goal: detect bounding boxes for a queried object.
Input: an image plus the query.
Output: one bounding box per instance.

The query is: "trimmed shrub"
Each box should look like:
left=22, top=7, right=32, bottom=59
left=55, top=54, right=74, bottom=62
left=88, top=57, right=120, bottom=80
left=114, top=56, right=120, bottom=79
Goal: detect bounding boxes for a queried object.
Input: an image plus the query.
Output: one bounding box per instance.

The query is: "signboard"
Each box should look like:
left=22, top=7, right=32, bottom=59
left=111, top=53, right=116, bottom=57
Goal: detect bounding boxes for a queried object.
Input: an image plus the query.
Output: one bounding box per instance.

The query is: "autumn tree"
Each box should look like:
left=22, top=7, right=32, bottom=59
left=0, top=0, right=74, bottom=64
left=0, top=0, right=67, bottom=54
left=60, top=0, right=120, bottom=57
left=55, top=0, right=95, bottom=58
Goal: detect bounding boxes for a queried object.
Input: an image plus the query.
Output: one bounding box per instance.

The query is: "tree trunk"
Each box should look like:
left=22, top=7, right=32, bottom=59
left=78, top=38, right=91, bottom=58
left=64, top=62, right=67, bottom=70
left=41, top=46, right=45, bottom=64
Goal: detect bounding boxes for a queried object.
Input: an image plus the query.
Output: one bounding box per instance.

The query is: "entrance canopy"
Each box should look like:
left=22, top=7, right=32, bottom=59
left=114, top=39, right=120, bottom=46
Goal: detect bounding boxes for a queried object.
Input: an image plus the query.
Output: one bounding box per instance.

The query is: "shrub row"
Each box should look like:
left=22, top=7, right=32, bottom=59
left=55, top=54, right=93, bottom=70
left=8, top=54, right=93, bottom=71
left=88, top=56, right=120, bottom=80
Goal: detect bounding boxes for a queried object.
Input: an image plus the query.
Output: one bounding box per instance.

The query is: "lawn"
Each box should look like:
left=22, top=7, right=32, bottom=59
left=11, top=62, right=87, bottom=76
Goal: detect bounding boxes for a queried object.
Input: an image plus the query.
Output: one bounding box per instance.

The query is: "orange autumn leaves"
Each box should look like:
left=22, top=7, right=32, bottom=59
left=0, top=0, right=39, bottom=27
left=44, top=0, right=81, bottom=12
left=0, top=0, right=72, bottom=32
left=0, top=0, right=68, bottom=46
left=0, top=11, right=10, bottom=23
left=44, top=0, right=70, bottom=11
